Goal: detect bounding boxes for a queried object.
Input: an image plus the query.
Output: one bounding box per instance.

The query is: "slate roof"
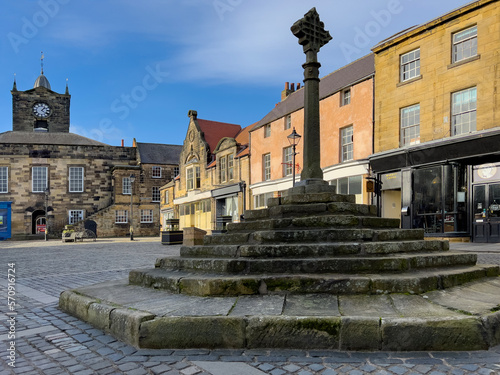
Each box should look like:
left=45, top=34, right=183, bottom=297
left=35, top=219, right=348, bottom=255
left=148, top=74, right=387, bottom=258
left=197, top=119, right=241, bottom=154
left=251, top=53, right=375, bottom=132
left=136, top=142, right=182, bottom=165
left=0, top=131, right=109, bottom=146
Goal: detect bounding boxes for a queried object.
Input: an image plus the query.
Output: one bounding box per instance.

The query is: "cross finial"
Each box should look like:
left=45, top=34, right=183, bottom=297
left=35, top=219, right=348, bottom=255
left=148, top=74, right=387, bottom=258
left=291, top=8, right=332, bottom=54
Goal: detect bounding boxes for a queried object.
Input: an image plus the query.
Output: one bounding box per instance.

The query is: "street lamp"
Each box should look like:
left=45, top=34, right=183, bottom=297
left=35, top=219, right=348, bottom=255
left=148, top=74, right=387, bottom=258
left=287, top=127, right=302, bottom=187
left=44, top=187, right=49, bottom=241
left=129, top=174, right=135, bottom=241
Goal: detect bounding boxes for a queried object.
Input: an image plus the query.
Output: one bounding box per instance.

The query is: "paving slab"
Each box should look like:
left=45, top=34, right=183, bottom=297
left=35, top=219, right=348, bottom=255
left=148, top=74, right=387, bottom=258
left=230, top=295, right=285, bottom=316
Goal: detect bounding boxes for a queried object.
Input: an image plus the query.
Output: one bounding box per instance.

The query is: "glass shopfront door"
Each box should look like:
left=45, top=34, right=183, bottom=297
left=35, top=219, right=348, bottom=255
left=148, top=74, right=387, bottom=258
left=473, top=183, right=500, bottom=242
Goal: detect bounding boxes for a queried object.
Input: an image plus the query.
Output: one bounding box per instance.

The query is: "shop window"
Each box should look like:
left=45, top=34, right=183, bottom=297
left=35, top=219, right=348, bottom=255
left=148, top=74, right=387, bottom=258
left=400, top=104, right=420, bottom=146
left=452, top=87, right=476, bottom=135
left=330, top=176, right=362, bottom=195
left=452, top=25, right=477, bottom=63
left=413, top=164, right=467, bottom=234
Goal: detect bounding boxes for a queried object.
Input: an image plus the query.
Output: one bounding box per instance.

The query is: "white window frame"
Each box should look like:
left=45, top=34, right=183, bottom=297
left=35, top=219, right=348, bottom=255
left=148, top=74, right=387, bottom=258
left=115, top=210, right=128, bottom=223
left=68, top=210, right=84, bottom=224
left=0, top=166, right=8, bottom=193
left=283, top=146, right=293, bottom=177
left=342, top=88, right=351, bottom=106
left=452, top=25, right=477, bottom=63
left=165, top=190, right=169, bottom=204
left=122, top=177, right=131, bottom=195
left=452, top=87, right=477, bottom=136
left=341, top=126, right=354, bottom=162
left=400, top=104, right=420, bottom=146
left=220, top=156, right=227, bottom=183
left=152, top=166, right=162, bottom=178
left=228, top=154, right=234, bottom=181
left=263, top=153, right=271, bottom=181
left=152, top=186, right=161, bottom=202
left=284, top=115, right=292, bottom=130
left=32, top=166, right=48, bottom=193
left=140, top=209, right=154, bottom=223
left=264, top=124, right=271, bottom=138
left=69, top=167, right=84, bottom=193
left=400, top=48, right=420, bottom=82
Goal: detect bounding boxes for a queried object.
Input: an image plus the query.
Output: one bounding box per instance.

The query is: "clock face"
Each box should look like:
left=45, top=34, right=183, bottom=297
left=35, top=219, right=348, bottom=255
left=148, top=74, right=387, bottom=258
left=32, top=102, right=51, bottom=118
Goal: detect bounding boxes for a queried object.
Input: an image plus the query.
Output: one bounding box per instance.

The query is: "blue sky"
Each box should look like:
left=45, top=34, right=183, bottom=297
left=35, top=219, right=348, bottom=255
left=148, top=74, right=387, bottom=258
left=0, top=0, right=473, bottom=147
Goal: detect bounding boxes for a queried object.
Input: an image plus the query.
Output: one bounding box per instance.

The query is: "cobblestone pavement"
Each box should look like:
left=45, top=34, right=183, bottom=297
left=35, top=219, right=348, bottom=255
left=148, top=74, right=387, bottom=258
left=0, top=238, right=499, bottom=375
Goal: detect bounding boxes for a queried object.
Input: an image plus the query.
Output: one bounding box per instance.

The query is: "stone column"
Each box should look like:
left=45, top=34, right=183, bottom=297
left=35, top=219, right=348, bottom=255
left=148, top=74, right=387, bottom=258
left=291, top=8, right=332, bottom=185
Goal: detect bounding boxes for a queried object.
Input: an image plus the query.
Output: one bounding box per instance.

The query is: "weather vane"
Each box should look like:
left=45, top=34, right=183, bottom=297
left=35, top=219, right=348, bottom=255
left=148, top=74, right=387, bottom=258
left=41, top=51, right=44, bottom=74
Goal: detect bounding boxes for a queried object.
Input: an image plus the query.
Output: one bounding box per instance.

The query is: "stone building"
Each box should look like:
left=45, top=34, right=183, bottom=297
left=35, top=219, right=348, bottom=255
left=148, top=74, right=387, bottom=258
left=173, top=110, right=250, bottom=233
left=369, top=0, right=500, bottom=242
left=249, top=54, right=375, bottom=208
left=0, top=70, right=180, bottom=239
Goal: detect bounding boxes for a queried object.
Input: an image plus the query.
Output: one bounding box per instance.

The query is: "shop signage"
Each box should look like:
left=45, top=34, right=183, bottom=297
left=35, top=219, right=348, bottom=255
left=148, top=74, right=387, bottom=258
left=381, top=172, right=401, bottom=190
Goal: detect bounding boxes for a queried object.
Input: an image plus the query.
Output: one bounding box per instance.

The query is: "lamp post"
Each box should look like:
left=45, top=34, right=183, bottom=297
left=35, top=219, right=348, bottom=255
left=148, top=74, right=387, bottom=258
left=129, top=174, right=135, bottom=241
left=44, top=187, right=49, bottom=241
left=287, top=127, right=302, bottom=187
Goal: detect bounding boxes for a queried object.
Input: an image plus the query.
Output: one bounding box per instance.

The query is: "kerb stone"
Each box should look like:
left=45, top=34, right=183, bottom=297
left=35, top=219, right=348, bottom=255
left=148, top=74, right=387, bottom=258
left=139, top=316, right=246, bottom=348
left=87, top=302, right=116, bottom=332
left=59, top=291, right=94, bottom=322
left=109, top=308, right=155, bottom=347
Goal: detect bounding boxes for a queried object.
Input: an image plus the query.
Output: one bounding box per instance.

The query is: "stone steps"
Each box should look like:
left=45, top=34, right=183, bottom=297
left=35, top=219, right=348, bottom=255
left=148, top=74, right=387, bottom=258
left=226, top=215, right=401, bottom=232
left=154, top=252, right=477, bottom=275
left=180, top=240, right=450, bottom=258
left=204, top=228, right=425, bottom=245
left=129, top=264, right=500, bottom=296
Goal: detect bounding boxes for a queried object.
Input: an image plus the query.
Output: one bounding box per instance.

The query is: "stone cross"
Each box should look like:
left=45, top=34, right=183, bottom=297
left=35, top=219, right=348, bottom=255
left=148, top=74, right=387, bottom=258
left=291, top=8, right=332, bottom=184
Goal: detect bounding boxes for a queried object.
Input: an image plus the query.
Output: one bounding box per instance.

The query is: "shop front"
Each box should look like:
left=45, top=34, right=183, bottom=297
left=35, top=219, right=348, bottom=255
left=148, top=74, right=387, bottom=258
left=370, top=129, right=500, bottom=242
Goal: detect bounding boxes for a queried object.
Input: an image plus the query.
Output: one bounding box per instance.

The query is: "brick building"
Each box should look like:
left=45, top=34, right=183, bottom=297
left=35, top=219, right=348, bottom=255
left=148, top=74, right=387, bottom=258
left=370, top=0, right=500, bottom=242
left=249, top=54, right=375, bottom=208
left=0, top=71, right=180, bottom=239
left=173, top=110, right=250, bottom=233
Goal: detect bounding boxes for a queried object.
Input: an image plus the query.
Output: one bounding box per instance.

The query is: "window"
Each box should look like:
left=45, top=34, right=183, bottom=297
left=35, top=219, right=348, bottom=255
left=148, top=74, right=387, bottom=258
left=284, top=115, right=292, bottom=130
left=32, top=166, right=48, bottom=192
left=228, top=155, right=234, bottom=181
left=69, top=167, right=84, bottom=193
left=283, top=146, right=293, bottom=177
left=152, top=187, right=161, bottom=202
left=330, top=176, right=362, bottom=195
left=220, top=156, right=227, bottom=183
left=173, top=166, right=179, bottom=177
left=68, top=210, right=84, bottom=224
left=341, top=88, right=351, bottom=106
left=400, top=48, right=420, bottom=82
left=264, top=124, right=271, bottom=138
left=122, top=177, right=131, bottom=195
left=164, top=190, right=169, bottom=204
left=115, top=210, right=128, bottom=223
left=341, top=126, right=354, bottom=162
left=453, top=26, right=477, bottom=63
left=400, top=104, right=420, bottom=146
left=186, top=166, right=200, bottom=190
left=452, top=87, right=477, bottom=135
left=254, top=192, right=278, bottom=209
left=152, top=166, right=162, bottom=178
left=141, top=209, right=154, bottom=223
left=263, top=153, right=271, bottom=181
left=0, top=166, right=7, bottom=193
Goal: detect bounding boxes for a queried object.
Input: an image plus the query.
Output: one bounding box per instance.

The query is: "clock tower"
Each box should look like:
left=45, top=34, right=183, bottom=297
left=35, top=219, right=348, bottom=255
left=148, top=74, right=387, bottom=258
left=11, top=69, right=71, bottom=133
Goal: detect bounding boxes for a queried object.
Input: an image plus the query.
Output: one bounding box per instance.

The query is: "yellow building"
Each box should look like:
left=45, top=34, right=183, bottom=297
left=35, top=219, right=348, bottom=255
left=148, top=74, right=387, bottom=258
left=370, top=0, right=500, bottom=242
left=173, top=110, right=250, bottom=233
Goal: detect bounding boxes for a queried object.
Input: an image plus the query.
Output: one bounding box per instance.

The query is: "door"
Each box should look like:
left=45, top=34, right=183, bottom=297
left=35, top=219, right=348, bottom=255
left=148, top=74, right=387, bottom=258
left=473, top=183, right=500, bottom=243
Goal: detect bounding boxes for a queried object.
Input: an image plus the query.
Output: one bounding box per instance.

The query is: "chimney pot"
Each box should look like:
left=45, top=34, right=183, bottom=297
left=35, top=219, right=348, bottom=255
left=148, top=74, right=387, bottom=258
left=121, top=139, right=124, bottom=147
left=291, top=83, right=295, bottom=91
left=285, top=82, right=289, bottom=90
left=297, top=83, right=301, bottom=89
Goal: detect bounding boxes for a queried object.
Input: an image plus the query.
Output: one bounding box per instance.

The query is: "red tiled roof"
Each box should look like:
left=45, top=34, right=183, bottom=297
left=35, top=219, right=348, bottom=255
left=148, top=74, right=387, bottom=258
left=197, top=119, right=241, bottom=154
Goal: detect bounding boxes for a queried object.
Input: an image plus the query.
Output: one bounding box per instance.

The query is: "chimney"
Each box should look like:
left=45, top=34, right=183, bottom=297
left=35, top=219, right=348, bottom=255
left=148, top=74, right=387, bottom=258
left=281, top=82, right=292, bottom=101
left=290, top=83, right=295, bottom=92
left=297, top=83, right=301, bottom=90
left=132, top=138, right=137, bottom=147
left=121, top=139, right=124, bottom=147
